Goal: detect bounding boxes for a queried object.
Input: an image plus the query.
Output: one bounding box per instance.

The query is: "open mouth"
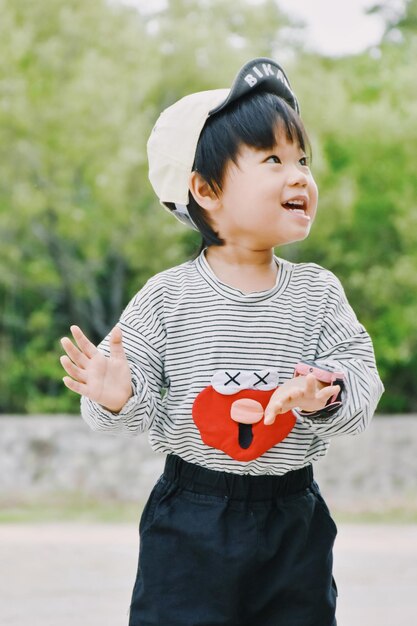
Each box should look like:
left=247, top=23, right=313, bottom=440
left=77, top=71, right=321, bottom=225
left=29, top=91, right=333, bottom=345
left=282, top=198, right=308, bottom=214
left=282, top=197, right=310, bottom=220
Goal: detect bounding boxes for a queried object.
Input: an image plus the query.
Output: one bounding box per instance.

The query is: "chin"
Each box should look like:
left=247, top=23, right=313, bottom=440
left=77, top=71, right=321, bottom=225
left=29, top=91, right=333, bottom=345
left=294, top=223, right=313, bottom=241
left=298, top=229, right=311, bottom=241
left=275, top=232, right=310, bottom=247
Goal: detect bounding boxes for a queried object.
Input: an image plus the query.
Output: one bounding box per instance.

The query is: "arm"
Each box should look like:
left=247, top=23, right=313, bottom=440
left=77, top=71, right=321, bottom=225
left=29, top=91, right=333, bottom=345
left=61, top=279, right=166, bottom=436
left=292, top=272, right=384, bottom=438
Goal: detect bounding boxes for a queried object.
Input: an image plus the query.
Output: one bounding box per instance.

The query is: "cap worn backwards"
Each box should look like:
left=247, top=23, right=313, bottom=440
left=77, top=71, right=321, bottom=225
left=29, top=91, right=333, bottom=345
left=147, top=57, right=300, bottom=230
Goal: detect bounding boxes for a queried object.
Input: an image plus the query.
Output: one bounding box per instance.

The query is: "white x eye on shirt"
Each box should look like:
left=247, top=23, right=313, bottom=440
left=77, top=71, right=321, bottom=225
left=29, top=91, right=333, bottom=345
left=211, top=370, right=280, bottom=395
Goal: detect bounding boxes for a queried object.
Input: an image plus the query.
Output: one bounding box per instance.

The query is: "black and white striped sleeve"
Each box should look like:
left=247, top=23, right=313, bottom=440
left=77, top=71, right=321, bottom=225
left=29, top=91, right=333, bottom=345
left=81, top=278, right=166, bottom=435
left=294, top=271, right=384, bottom=438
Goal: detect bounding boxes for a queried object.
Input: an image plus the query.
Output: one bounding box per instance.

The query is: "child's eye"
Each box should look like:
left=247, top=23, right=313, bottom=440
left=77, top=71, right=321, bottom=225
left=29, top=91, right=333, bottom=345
left=299, top=155, right=311, bottom=167
left=266, top=155, right=281, bottom=164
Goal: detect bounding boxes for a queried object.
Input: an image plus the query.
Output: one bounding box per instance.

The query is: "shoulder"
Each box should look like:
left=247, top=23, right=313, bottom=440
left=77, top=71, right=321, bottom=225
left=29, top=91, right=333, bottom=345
left=119, top=260, right=194, bottom=329
left=280, top=258, right=343, bottom=288
left=126, top=259, right=196, bottom=310
left=297, top=262, right=343, bottom=288
left=279, top=258, right=346, bottom=303
left=142, top=259, right=197, bottom=296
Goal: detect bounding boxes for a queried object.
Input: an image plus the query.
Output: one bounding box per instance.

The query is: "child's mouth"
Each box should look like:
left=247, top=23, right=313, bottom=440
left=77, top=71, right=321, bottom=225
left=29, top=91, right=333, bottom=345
left=282, top=199, right=311, bottom=220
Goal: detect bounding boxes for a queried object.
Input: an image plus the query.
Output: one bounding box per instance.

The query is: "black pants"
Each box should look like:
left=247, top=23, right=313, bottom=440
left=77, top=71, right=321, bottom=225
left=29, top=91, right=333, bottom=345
left=129, top=455, right=337, bottom=626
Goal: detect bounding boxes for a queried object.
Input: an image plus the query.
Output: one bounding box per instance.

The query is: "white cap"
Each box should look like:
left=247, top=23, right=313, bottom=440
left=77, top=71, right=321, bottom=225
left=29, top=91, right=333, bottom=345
left=146, top=58, right=299, bottom=229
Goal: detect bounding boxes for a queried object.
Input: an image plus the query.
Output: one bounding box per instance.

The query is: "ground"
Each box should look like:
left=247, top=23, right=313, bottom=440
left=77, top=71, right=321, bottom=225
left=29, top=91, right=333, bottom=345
left=1, top=522, right=416, bottom=625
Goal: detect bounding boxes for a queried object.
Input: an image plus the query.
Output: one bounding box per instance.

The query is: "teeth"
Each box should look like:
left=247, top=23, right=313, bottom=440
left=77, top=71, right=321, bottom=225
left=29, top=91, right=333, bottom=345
left=289, top=208, right=305, bottom=214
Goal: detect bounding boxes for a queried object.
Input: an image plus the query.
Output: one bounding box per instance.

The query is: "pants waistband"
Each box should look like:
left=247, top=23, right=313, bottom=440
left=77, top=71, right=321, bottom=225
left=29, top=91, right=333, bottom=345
left=163, top=455, right=313, bottom=501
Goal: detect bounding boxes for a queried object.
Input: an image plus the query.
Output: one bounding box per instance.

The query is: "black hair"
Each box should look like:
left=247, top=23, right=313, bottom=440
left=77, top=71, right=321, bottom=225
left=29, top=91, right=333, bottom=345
left=165, top=91, right=311, bottom=254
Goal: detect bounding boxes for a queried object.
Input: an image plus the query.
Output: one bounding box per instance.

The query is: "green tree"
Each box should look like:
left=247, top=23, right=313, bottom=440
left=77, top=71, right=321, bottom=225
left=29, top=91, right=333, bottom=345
left=284, top=0, right=417, bottom=411
left=0, top=0, right=174, bottom=412
left=1, top=0, right=416, bottom=413
left=0, top=0, right=292, bottom=412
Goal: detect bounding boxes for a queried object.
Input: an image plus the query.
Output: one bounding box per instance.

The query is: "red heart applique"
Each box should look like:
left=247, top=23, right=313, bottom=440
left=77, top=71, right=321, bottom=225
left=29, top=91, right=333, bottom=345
left=192, top=386, right=296, bottom=461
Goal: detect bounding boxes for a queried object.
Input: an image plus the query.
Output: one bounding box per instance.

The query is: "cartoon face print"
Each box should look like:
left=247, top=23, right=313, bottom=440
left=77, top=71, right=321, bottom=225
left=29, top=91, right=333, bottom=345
left=192, top=369, right=296, bottom=462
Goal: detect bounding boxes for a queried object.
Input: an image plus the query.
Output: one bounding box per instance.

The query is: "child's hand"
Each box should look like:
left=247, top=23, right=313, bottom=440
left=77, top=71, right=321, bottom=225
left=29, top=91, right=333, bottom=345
left=264, top=374, right=340, bottom=425
left=60, top=325, right=133, bottom=413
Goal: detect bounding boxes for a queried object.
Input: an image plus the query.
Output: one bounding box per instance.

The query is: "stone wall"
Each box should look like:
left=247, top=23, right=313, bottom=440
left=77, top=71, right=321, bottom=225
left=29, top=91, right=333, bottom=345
left=1, top=415, right=416, bottom=511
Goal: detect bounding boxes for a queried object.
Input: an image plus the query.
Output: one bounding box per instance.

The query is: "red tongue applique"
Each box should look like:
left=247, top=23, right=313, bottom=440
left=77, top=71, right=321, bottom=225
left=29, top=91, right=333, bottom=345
left=192, top=386, right=296, bottom=462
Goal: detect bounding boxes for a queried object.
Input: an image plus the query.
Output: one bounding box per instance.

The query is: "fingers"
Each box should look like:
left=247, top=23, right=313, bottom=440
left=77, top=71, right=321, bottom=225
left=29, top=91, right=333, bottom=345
left=60, top=325, right=98, bottom=368
left=60, top=355, right=87, bottom=384
left=109, top=326, right=126, bottom=359
left=264, top=411, right=276, bottom=426
left=62, top=375, right=88, bottom=397
left=60, top=336, right=89, bottom=369
left=69, top=325, right=98, bottom=359
left=60, top=326, right=98, bottom=392
left=264, top=389, right=303, bottom=425
left=317, top=384, right=340, bottom=402
left=305, top=373, right=317, bottom=392
left=263, top=377, right=342, bottom=425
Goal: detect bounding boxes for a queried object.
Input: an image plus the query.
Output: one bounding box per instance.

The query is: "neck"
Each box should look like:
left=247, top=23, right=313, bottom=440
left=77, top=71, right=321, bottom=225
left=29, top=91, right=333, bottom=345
left=203, top=245, right=278, bottom=294
left=205, top=245, right=274, bottom=268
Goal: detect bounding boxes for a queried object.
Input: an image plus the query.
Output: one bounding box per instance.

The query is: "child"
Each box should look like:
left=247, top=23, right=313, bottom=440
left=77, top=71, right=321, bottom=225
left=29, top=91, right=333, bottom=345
left=60, top=57, right=384, bottom=626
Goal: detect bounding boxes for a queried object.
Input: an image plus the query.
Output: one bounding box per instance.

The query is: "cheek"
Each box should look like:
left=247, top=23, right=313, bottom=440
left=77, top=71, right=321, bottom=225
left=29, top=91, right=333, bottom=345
left=309, top=180, right=319, bottom=214
left=226, top=177, right=255, bottom=202
left=221, top=182, right=256, bottom=223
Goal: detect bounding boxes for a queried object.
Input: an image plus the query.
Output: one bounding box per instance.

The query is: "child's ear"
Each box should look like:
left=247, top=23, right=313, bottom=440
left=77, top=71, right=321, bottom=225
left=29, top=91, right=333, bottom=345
left=188, top=171, right=221, bottom=213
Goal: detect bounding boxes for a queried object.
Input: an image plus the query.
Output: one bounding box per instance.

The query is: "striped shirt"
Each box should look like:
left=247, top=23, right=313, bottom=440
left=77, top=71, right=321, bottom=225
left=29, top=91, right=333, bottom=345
left=81, top=250, right=384, bottom=476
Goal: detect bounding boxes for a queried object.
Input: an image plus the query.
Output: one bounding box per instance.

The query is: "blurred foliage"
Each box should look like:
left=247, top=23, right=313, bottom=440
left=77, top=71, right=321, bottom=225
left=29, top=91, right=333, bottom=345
left=0, top=0, right=416, bottom=413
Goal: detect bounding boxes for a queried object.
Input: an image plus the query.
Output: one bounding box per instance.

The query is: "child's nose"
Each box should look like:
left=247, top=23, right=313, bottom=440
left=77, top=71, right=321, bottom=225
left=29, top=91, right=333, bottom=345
left=286, top=164, right=308, bottom=186
left=230, top=398, right=264, bottom=424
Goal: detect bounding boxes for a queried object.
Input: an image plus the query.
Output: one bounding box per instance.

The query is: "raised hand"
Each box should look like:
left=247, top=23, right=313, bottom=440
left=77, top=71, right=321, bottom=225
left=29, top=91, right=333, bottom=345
left=264, top=374, right=340, bottom=425
left=60, top=325, right=133, bottom=413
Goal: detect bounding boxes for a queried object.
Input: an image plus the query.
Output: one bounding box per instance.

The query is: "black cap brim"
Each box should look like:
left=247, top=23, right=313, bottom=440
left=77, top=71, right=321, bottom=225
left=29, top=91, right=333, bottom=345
left=209, top=57, right=300, bottom=117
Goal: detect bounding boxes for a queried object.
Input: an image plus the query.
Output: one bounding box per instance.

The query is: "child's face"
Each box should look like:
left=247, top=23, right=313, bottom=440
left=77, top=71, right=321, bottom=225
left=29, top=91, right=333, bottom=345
left=212, top=130, right=318, bottom=249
